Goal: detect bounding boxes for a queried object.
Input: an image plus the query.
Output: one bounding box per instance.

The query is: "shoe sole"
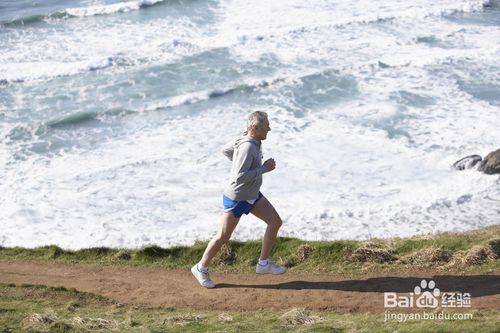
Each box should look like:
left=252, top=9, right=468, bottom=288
left=256, top=270, right=286, bottom=275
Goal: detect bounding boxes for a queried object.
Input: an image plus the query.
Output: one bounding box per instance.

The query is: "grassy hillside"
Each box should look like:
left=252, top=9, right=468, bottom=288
left=1, top=283, right=499, bottom=333
left=1, top=225, right=499, bottom=275
left=0, top=226, right=499, bottom=332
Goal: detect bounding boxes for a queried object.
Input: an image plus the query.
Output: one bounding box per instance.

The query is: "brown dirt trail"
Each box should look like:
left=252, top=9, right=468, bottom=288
left=0, top=260, right=498, bottom=313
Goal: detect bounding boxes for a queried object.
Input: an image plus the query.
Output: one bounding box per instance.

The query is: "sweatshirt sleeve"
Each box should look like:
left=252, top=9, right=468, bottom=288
left=234, top=143, right=268, bottom=183
left=221, top=140, right=235, bottom=161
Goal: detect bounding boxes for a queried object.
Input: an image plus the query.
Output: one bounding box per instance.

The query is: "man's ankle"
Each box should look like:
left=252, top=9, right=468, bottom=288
left=197, top=262, right=209, bottom=272
left=258, top=259, right=269, bottom=266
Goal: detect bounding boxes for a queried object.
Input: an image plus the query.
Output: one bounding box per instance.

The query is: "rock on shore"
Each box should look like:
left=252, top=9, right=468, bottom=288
left=453, top=149, right=500, bottom=174
left=452, top=155, right=482, bottom=170
left=478, top=149, right=500, bottom=175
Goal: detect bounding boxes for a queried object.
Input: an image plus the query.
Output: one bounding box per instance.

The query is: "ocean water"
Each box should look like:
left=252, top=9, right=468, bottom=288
left=0, top=0, right=499, bottom=249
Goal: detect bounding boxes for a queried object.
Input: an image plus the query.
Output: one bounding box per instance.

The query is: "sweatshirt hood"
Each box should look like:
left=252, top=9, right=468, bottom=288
left=233, top=135, right=260, bottom=149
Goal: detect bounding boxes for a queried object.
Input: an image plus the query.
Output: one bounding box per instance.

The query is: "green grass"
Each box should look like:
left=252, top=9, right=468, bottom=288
left=0, top=226, right=499, bottom=332
left=0, top=283, right=498, bottom=333
left=0, top=225, right=499, bottom=275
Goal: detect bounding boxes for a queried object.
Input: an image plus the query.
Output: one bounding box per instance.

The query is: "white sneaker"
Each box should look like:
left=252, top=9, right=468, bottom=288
left=255, top=260, right=286, bottom=275
left=191, top=264, right=215, bottom=288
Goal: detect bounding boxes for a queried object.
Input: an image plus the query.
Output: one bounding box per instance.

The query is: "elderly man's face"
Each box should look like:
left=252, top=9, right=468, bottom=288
left=256, top=117, right=271, bottom=140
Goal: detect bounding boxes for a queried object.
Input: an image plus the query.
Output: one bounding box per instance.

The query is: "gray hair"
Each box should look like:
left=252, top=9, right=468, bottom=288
left=246, top=111, right=268, bottom=132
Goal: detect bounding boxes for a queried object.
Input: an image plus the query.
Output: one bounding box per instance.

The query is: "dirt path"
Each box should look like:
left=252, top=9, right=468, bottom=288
left=0, top=260, right=498, bottom=313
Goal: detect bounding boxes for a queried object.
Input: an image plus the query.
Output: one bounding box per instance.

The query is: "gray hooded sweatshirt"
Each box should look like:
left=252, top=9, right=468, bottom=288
left=221, top=136, right=269, bottom=201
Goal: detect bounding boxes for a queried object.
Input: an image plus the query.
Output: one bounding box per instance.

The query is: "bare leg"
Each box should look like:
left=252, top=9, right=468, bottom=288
left=250, top=196, right=283, bottom=260
left=200, top=212, right=240, bottom=267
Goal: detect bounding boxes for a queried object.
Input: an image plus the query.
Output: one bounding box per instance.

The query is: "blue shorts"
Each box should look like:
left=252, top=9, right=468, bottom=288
left=223, top=192, right=264, bottom=218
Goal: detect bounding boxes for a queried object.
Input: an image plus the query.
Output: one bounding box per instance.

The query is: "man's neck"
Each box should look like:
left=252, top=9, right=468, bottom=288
left=247, top=132, right=261, bottom=142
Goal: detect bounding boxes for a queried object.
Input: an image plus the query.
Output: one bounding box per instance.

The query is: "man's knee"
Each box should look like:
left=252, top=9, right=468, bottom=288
left=271, top=216, right=282, bottom=229
left=215, top=231, right=231, bottom=244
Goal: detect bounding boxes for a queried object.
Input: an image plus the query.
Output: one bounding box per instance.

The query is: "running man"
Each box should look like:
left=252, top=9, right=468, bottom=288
left=191, top=111, right=286, bottom=288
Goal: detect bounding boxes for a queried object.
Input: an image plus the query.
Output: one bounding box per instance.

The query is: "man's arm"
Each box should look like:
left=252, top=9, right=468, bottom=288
left=233, top=143, right=268, bottom=183
left=221, top=140, right=235, bottom=161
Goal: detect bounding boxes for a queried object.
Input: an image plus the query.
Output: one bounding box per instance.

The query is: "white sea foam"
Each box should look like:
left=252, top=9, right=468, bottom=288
left=65, top=0, right=166, bottom=17
left=0, top=15, right=204, bottom=82
left=0, top=0, right=499, bottom=249
left=0, top=58, right=113, bottom=82
left=0, top=102, right=498, bottom=249
left=1, top=0, right=495, bottom=82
